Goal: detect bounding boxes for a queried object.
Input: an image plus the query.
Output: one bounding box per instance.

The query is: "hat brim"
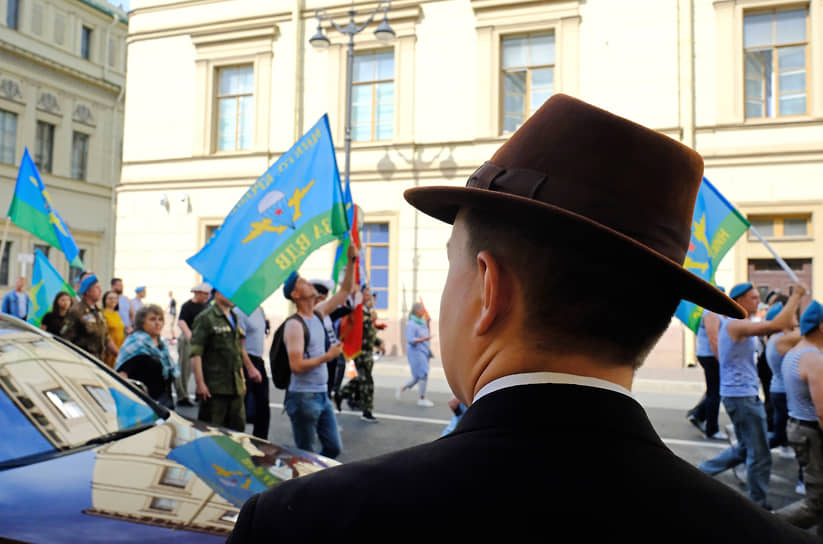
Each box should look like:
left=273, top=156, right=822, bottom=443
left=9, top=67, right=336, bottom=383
left=404, top=186, right=744, bottom=320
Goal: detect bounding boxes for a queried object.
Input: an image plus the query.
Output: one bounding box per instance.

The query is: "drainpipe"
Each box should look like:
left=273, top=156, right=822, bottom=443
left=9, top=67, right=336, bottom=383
left=293, top=0, right=305, bottom=141
left=108, top=15, right=126, bottom=281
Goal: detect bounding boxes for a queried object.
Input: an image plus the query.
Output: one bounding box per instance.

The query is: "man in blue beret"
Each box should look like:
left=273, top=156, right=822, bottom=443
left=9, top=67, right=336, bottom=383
left=776, top=300, right=823, bottom=534
left=61, top=274, right=117, bottom=362
left=699, top=281, right=806, bottom=508
left=280, top=242, right=357, bottom=457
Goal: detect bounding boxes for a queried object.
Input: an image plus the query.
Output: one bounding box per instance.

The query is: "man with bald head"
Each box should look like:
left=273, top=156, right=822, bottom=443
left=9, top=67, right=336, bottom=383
left=228, top=95, right=817, bottom=541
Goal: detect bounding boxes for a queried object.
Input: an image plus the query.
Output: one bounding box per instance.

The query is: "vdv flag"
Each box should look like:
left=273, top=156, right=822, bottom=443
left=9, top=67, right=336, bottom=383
left=187, top=115, right=348, bottom=314
left=28, top=248, right=76, bottom=327
left=675, top=177, right=750, bottom=333
left=8, top=148, right=84, bottom=268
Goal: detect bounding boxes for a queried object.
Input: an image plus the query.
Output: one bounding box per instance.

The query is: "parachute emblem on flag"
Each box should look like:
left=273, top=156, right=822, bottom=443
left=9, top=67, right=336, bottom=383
left=242, top=180, right=316, bottom=244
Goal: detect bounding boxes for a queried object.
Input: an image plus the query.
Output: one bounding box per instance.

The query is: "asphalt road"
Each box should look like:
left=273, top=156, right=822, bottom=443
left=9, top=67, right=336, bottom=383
left=174, top=360, right=807, bottom=512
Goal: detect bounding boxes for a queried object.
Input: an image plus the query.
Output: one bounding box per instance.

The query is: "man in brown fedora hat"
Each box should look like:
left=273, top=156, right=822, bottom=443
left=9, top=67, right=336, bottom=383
left=228, top=95, right=816, bottom=542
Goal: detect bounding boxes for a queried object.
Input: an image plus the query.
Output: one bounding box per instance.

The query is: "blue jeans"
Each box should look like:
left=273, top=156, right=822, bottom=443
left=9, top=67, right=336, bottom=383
left=698, top=396, right=772, bottom=506
left=284, top=391, right=342, bottom=459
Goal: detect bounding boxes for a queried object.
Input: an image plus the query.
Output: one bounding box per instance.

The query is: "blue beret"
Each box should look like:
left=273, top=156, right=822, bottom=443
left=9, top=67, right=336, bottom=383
left=135, top=286, right=146, bottom=293
left=729, top=282, right=753, bottom=300
left=283, top=271, right=299, bottom=300
left=78, top=274, right=99, bottom=295
left=800, top=300, right=823, bottom=336
left=765, top=302, right=783, bottom=322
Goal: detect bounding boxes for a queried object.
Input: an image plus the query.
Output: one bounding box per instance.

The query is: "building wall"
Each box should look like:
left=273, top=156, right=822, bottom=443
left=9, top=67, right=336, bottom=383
left=0, top=0, right=127, bottom=294
left=119, top=0, right=823, bottom=366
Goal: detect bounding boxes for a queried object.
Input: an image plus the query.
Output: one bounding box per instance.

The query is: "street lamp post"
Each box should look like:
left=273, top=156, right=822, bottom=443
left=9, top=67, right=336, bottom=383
left=309, top=1, right=395, bottom=192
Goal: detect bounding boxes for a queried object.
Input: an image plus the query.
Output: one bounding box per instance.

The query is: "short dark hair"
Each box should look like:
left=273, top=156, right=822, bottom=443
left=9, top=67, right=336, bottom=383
left=462, top=208, right=680, bottom=368
left=111, top=277, right=122, bottom=286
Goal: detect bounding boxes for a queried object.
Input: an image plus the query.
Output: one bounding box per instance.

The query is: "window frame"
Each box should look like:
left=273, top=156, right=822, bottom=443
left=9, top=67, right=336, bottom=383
left=81, top=25, right=93, bottom=61
left=742, top=5, right=810, bottom=120
left=351, top=49, right=395, bottom=143
left=0, top=241, right=12, bottom=287
left=362, top=222, right=390, bottom=311
left=0, top=108, right=18, bottom=165
left=214, top=64, right=255, bottom=153
left=6, top=0, right=19, bottom=30
left=35, top=120, right=55, bottom=174
left=499, top=32, right=556, bottom=134
left=747, top=213, right=811, bottom=240
left=71, top=131, right=89, bottom=180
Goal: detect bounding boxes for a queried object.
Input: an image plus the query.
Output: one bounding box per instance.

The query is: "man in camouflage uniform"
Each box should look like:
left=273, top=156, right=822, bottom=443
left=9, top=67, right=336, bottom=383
left=61, top=275, right=112, bottom=361
left=339, top=285, right=380, bottom=422
left=191, top=289, right=247, bottom=432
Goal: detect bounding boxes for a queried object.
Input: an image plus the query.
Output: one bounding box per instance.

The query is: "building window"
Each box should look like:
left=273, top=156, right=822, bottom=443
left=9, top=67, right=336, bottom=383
left=6, top=0, right=19, bottom=30
left=363, top=222, right=389, bottom=310
left=0, top=242, right=11, bottom=286
left=748, top=214, right=810, bottom=240
left=44, top=388, right=85, bottom=419
left=71, top=132, right=89, bottom=180
left=35, top=121, right=55, bottom=174
left=81, top=25, right=93, bottom=60
left=216, top=66, right=254, bottom=151
left=33, top=244, right=50, bottom=259
left=501, top=32, right=555, bottom=133
left=160, top=466, right=193, bottom=488
left=149, top=497, right=178, bottom=512
left=352, top=50, right=394, bottom=142
left=68, top=249, right=86, bottom=285
left=0, top=109, right=17, bottom=164
left=744, top=7, right=808, bottom=119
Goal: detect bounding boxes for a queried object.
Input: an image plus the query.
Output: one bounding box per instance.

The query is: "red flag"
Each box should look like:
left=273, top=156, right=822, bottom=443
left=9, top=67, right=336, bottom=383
left=340, top=206, right=363, bottom=360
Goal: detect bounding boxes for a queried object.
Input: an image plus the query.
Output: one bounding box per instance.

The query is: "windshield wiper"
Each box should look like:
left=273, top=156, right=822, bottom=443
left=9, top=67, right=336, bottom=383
left=82, top=422, right=157, bottom=446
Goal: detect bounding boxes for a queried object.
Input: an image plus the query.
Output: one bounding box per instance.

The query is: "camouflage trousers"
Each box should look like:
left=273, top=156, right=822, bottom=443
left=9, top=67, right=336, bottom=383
left=340, top=356, right=374, bottom=413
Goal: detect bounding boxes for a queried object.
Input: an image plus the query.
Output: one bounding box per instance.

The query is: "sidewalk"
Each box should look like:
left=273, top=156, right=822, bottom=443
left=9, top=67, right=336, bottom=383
left=373, top=356, right=706, bottom=395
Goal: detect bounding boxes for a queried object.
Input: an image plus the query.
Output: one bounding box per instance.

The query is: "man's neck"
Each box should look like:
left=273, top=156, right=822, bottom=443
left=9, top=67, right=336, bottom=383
left=295, top=298, right=315, bottom=319
left=83, top=296, right=97, bottom=308
left=215, top=300, right=232, bottom=315
left=469, top=343, right=635, bottom=404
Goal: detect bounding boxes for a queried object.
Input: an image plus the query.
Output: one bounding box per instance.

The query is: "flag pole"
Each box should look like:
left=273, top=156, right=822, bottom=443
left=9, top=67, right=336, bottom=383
left=748, top=225, right=799, bottom=282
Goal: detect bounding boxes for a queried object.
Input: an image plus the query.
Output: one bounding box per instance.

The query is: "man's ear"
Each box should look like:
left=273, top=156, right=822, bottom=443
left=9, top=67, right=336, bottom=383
left=474, top=250, right=515, bottom=337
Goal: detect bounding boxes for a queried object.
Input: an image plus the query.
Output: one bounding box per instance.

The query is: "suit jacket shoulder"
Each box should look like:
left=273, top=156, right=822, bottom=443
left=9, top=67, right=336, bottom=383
left=229, top=384, right=818, bottom=542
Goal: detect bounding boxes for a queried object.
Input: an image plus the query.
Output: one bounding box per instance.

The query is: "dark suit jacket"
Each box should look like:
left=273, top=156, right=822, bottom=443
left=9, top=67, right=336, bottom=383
left=228, top=383, right=818, bottom=542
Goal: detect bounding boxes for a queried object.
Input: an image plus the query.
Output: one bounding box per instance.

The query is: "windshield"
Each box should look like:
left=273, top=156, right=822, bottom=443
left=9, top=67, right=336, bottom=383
left=0, top=319, right=160, bottom=466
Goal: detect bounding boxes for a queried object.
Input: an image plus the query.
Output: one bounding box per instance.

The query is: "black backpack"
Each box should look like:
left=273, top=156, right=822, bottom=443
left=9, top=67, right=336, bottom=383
left=269, top=312, right=317, bottom=389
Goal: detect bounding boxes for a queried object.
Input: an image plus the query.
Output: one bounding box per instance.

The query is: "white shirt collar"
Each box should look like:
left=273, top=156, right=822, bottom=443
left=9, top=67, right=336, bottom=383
left=472, top=371, right=634, bottom=404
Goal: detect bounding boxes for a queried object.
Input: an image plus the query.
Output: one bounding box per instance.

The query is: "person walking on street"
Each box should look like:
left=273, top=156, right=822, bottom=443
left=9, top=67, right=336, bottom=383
left=775, top=300, right=823, bottom=534
left=61, top=275, right=119, bottom=362
left=397, top=302, right=435, bottom=406
left=168, top=291, right=177, bottom=339
left=1, top=277, right=31, bottom=321
left=190, top=289, right=248, bottom=432
left=40, top=291, right=72, bottom=336
left=282, top=242, right=356, bottom=457
left=698, top=281, right=805, bottom=508
left=227, top=94, right=818, bottom=542
left=174, top=282, right=211, bottom=406
left=687, top=300, right=727, bottom=440
left=338, top=285, right=380, bottom=421
left=111, top=278, right=134, bottom=334
left=132, top=286, right=147, bottom=314
left=764, top=301, right=801, bottom=454
left=102, top=290, right=126, bottom=369
left=235, top=305, right=269, bottom=440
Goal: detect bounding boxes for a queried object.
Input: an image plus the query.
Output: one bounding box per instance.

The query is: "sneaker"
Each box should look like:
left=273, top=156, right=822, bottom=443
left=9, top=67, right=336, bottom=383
left=796, top=481, right=806, bottom=495
left=361, top=411, right=378, bottom=423
left=395, top=387, right=404, bottom=401
left=778, top=446, right=795, bottom=459
left=417, top=398, right=434, bottom=407
left=687, top=413, right=705, bottom=433
left=708, top=430, right=729, bottom=440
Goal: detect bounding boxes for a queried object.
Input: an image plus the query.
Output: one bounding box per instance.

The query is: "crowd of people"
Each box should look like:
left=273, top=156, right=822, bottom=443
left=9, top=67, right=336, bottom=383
left=687, top=281, right=823, bottom=534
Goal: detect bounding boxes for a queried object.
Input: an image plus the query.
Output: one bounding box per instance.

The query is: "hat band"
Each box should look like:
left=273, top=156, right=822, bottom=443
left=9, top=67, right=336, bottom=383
left=464, top=161, right=687, bottom=265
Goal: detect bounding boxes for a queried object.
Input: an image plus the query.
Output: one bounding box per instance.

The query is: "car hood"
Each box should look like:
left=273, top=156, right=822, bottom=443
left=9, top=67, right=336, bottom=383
left=0, top=411, right=338, bottom=542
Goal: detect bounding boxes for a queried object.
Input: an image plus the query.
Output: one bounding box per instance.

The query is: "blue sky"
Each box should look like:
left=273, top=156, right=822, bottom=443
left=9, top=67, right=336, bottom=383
left=107, top=0, right=129, bottom=11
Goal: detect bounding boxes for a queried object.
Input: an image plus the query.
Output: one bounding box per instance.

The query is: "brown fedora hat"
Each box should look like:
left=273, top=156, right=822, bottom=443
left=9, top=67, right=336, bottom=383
left=404, top=93, right=744, bottom=319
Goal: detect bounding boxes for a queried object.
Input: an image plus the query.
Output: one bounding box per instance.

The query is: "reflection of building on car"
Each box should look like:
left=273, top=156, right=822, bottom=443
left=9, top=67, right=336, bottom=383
left=0, top=315, right=338, bottom=542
